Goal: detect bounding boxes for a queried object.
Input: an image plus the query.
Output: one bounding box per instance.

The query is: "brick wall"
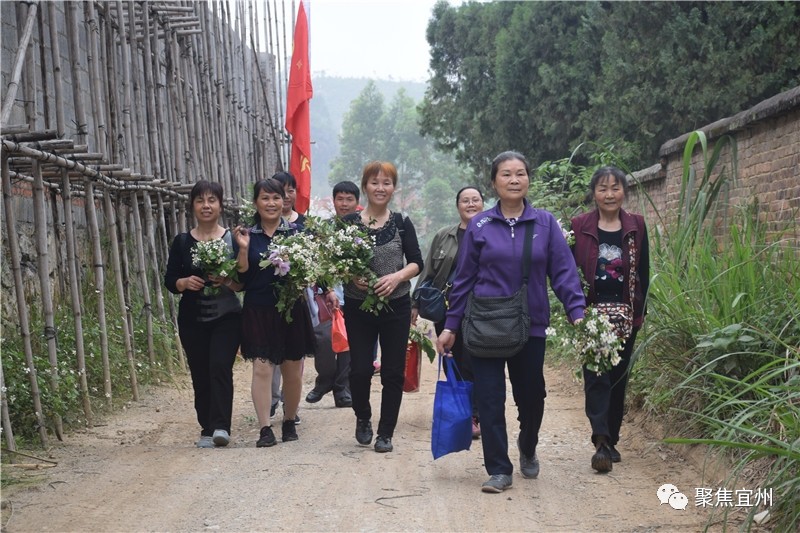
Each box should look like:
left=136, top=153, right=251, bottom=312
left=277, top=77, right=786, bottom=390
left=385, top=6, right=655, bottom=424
left=627, top=87, right=800, bottom=245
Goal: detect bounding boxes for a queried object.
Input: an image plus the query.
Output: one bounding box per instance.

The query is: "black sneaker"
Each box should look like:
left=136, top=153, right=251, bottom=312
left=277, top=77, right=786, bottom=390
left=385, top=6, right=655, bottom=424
left=256, top=426, right=276, bottom=447
left=374, top=435, right=393, bottom=453
left=609, top=445, right=621, bottom=463
left=591, top=442, right=613, bottom=473
left=281, top=419, right=298, bottom=442
left=355, top=418, right=373, bottom=445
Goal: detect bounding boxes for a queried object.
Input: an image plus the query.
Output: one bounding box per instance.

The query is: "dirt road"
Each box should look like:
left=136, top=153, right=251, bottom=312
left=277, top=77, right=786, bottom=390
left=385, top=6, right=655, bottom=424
left=2, top=357, right=720, bottom=532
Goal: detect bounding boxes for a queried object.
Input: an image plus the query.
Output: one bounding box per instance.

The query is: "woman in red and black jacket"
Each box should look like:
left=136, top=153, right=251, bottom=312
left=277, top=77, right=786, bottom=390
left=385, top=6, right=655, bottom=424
left=571, top=166, right=650, bottom=474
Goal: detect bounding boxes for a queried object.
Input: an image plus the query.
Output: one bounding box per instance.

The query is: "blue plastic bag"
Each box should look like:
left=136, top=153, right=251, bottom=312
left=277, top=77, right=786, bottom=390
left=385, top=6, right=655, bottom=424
left=431, top=356, right=473, bottom=459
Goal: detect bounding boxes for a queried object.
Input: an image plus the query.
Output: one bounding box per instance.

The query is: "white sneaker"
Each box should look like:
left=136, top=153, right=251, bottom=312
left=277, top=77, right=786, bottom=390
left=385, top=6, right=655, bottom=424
left=212, top=429, right=230, bottom=447
left=196, top=436, right=214, bottom=448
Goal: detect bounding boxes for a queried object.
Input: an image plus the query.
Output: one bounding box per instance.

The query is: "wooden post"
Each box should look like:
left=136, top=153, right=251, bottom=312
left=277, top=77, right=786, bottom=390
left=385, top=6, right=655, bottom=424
left=31, top=160, right=64, bottom=440
left=59, top=168, right=94, bottom=426
left=2, top=154, right=49, bottom=448
left=84, top=178, right=112, bottom=406
left=103, top=188, right=139, bottom=400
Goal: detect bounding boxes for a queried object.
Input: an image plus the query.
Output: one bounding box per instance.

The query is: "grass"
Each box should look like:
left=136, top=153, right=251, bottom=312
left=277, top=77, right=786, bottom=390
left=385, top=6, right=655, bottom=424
left=536, top=132, right=799, bottom=531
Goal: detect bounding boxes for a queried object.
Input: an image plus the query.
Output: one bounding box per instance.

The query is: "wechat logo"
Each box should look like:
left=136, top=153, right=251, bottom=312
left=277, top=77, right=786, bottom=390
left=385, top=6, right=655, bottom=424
left=657, top=484, right=688, bottom=510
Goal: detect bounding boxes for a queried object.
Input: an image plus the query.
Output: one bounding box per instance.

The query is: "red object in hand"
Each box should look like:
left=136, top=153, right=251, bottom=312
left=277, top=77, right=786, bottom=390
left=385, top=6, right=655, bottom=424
left=403, top=342, right=421, bottom=393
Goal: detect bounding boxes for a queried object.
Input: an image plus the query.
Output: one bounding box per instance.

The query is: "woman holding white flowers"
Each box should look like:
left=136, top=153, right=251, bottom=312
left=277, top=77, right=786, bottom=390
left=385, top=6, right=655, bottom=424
left=232, top=178, right=324, bottom=447
left=436, top=151, right=585, bottom=493
left=165, top=180, right=242, bottom=449
left=571, top=166, right=650, bottom=473
left=342, top=161, right=423, bottom=454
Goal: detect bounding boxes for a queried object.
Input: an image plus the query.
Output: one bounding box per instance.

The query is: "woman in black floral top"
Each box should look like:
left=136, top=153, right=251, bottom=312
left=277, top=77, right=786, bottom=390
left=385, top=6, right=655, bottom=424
left=342, top=161, right=423, bottom=453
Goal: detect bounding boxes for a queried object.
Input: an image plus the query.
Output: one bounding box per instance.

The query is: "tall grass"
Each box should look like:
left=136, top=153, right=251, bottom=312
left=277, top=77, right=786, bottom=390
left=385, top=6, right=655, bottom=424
left=631, top=132, right=799, bottom=531
left=535, top=132, right=799, bottom=530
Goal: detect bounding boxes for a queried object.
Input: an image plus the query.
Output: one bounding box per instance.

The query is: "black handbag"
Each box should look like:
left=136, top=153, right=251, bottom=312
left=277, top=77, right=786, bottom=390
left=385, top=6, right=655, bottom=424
left=462, top=222, right=533, bottom=358
left=413, top=269, right=455, bottom=324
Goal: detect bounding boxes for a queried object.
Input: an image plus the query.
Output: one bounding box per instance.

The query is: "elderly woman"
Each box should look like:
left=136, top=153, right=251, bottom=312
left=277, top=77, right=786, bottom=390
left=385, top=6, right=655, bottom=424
left=571, top=166, right=650, bottom=473
left=437, top=151, right=585, bottom=493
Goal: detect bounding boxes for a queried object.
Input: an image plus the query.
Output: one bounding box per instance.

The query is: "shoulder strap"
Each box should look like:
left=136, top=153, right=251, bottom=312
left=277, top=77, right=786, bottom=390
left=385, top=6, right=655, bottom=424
left=627, top=232, right=636, bottom=304
left=394, top=212, right=405, bottom=238
left=522, top=221, right=534, bottom=284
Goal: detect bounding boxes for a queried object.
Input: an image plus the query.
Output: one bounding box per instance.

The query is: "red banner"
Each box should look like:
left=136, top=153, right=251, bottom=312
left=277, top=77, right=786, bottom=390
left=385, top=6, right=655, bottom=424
left=285, top=0, right=312, bottom=214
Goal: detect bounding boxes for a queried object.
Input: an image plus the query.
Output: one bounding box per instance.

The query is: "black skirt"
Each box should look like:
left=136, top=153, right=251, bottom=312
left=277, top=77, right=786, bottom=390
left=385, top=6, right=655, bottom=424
left=240, top=299, right=316, bottom=364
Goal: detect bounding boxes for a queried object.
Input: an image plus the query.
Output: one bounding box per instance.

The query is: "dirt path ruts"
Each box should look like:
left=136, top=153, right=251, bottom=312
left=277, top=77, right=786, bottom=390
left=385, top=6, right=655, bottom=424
left=2, top=358, right=718, bottom=532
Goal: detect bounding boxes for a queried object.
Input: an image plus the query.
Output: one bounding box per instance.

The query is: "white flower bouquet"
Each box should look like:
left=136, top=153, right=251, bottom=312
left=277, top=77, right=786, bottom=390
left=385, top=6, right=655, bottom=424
left=556, top=218, right=575, bottom=247
left=259, top=230, right=324, bottom=320
left=191, top=239, right=239, bottom=295
left=305, top=217, right=388, bottom=315
left=547, top=306, right=624, bottom=375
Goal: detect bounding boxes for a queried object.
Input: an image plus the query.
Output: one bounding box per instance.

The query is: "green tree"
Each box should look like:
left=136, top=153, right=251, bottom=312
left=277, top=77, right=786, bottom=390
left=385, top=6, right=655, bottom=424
left=329, top=81, right=386, bottom=184
left=421, top=1, right=800, bottom=174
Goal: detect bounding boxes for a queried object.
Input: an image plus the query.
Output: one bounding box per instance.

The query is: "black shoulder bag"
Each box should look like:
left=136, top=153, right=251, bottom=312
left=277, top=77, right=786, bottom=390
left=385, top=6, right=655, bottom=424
left=462, top=222, right=533, bottom=358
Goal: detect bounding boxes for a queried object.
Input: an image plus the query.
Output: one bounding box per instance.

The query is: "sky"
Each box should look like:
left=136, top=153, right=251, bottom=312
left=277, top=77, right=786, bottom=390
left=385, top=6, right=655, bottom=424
left=307, top=0, right=441, bottom=81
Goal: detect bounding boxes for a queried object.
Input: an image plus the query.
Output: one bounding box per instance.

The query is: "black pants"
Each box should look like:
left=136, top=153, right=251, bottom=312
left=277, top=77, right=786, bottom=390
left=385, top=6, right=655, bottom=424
left=344, top=296, right=411, bottom=438
left=583, top=327, right=640, bottom=445
left=471, top=337, right=546, bottom=476
left=312, top=320, right=351, bottom=398
left=434, top=321, right=477, bottom=419
left=179, top=313, right=241, bottom=436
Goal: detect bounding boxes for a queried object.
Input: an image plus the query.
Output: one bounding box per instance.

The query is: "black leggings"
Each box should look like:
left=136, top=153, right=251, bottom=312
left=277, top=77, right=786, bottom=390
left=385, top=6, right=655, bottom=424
left=344, top=296, right=411, bottom=438
left=179, top=313, right=241, bottom=436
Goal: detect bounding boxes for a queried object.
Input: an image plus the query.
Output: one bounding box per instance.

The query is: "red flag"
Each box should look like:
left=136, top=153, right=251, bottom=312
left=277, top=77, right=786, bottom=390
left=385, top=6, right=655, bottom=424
left=285, top=1, right=312, bottom=214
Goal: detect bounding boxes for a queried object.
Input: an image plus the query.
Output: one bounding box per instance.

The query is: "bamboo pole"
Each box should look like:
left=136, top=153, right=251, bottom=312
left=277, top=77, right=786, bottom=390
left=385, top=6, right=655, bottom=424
left=19, top=2, right=37, bottom=129
left=117, top=199, right=135, bottom=348
left=163, top=29, right=185, bottom=182
left=116, top=0, right=135, bottom=165
left=31, top=160, right=64, bottom=440
left=2, top=154, right=49, bottom=448
left=47, top=2, right=66, bottom=137
left=1, top=1, right=38, bottom=126
left=127, top=0, right=145, bottom=172
left=36, top=3, right=51, bottom=128
left=59, top=167, right=94, bottom=426
left=149, top=10, right=173, bottom=184
left=84, top=178, right=112, bottom=405
left=130, top=191, right=156, bottom=364
left=85, top=1, right=107, bottom=158
left=65, top=1, right=88, bottom=144
left=48, top=187, right=66, bottom=298
left=139, top=2, right=161, bottom=180
left=211, top=3, right=232, bottom=192
left=142, top=190, right=166, bottom=322
left=154, top=192, right=177, bottom=376
left=101, top=8, right=120, bottom=161
left=103, top=188, right=139, bottom=400
left=0, top=363, right=16, bottom=454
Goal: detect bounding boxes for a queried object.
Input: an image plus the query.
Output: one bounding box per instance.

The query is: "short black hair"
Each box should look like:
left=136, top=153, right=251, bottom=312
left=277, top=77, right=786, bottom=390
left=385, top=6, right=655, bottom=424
left=251, top=178, right=286, bottom=224
left=455, top=186, right=483, bottom=206
left=190, top=180, right=223, bottom=204
left=271, top=171, right=297, bottom=189
left=332, top=180, right=360, bottom=202
left=589, top=166, right=629, bottom=196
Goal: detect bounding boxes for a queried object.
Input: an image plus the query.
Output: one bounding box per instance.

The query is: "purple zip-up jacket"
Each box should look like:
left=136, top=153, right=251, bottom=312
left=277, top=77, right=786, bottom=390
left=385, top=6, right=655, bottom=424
left=444, top=200, right=585, bottom=337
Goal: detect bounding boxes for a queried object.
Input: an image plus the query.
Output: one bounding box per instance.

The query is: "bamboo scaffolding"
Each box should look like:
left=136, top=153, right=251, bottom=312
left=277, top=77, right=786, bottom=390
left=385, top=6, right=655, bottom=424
left=58, top=167, right=93, bottom=426
left=83, top=177, right=112, bottom=405
left=163, top=29, right=184, bottom=182
left=1, top=1, right=38, bottom=126
left=48, top=186, right=67, bottom=299
left=141, top=190, right=166, bottom=322
left=156, top=192, right=178, bottom=375
left=31, top=160, right=64, bottom=440
left=130, top=191, right=156, bottom=364
left=103, top=187, right=139, bottom=400
left=2, top=154, right=49, bottom=448
left=127, top=1, right=145, bottom=173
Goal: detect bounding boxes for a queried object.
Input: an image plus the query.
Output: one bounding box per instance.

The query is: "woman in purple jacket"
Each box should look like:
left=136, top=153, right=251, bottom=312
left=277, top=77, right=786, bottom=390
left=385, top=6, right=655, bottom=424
left=571, top=166, right=650, bottom=473
left=437, top=151, right=585, bottom=493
